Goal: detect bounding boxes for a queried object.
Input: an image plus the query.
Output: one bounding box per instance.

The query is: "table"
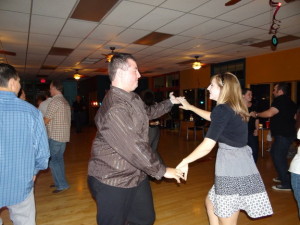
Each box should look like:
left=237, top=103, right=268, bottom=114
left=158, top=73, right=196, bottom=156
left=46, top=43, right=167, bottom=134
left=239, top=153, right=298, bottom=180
left=178, top=120, right=194, bottom=138
left=259, top=127, right=270, bottom=158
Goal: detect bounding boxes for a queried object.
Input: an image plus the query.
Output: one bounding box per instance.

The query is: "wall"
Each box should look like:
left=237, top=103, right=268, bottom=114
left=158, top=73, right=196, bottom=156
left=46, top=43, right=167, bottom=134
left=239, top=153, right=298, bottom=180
left=246, top=47, right=300, bottom=84
left=179, top=65, right=211, bottom=91
left=179, top=47, right=300, bottom=91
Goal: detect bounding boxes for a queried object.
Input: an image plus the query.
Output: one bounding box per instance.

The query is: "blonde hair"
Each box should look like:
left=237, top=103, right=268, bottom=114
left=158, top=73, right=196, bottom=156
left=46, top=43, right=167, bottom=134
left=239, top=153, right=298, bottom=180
left=212, top=72, right=249, bottom=121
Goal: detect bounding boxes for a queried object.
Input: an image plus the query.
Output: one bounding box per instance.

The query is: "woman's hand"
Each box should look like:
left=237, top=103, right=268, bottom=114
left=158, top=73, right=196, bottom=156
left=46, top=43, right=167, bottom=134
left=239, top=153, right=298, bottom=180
left=176, top=159, right=189, bottom=181
left=177, top=97, right=192, bottom=111
left=163, top=167, right=184, bottom=183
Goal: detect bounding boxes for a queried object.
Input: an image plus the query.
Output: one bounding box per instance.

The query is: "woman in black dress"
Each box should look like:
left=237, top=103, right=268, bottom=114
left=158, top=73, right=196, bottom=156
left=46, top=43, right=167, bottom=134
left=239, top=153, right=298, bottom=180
left=176, top=72, right=272, bottom=225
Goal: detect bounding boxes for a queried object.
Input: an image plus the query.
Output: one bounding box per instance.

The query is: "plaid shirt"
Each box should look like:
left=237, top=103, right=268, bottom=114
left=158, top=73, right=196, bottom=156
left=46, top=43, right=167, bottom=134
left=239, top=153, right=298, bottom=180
left=45, top=94, right=71, bottom=142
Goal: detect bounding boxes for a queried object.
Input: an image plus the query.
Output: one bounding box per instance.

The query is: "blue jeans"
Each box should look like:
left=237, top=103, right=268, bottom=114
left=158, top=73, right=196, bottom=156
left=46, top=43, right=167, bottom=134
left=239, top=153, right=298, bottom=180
left=291, top=173, right=300, bottom=218
left=270, top=135, right=294, bottom=187
left=49, top=139, right=69, bottom=190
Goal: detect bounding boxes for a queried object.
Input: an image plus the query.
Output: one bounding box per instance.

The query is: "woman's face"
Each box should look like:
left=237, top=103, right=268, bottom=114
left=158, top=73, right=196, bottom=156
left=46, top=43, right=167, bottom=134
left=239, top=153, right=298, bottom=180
left=207, top=78, right=221, bottom=101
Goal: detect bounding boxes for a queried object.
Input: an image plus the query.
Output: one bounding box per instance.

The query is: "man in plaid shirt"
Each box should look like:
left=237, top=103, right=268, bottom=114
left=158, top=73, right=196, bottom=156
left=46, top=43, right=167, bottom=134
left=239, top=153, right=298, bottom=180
left=45, top=80, right=71, bottom=194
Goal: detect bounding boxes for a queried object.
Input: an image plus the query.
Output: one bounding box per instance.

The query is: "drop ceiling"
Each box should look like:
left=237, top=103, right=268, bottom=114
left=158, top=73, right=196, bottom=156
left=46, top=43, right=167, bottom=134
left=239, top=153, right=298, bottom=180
left=0, top=0, right=299, bottom=80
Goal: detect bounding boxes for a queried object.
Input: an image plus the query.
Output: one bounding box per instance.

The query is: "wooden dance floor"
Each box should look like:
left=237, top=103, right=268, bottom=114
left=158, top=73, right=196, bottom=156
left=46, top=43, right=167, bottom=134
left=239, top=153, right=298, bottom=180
left=1, top=126, right=298, bottom=224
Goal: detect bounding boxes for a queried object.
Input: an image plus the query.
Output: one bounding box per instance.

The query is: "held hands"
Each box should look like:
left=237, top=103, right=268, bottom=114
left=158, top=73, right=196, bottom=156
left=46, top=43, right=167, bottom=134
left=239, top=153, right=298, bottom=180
left=177, top=97, right=192, bottom=111
left=169, top=92, right=183, bottom=104
left=163, top=167, right=185, bottom=183
left=249, top=111, right=257, bottom=118
left=176, top=159, right=188, bottom=181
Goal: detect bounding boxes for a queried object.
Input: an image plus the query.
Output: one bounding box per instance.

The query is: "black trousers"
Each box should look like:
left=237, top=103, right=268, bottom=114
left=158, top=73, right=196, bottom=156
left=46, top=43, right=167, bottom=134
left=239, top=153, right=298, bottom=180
left=88, top=176, right=155, bottom=225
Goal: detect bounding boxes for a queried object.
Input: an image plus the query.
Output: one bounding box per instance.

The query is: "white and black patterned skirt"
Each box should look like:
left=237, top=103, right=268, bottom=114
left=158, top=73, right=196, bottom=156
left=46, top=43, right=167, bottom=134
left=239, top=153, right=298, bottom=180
left=208, top=143, right=273, bottom=218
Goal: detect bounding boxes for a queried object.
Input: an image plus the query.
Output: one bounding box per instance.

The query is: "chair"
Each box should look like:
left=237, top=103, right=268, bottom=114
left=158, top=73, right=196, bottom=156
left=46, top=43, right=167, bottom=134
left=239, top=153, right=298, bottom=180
left=186, top=118, right=206, bottom=140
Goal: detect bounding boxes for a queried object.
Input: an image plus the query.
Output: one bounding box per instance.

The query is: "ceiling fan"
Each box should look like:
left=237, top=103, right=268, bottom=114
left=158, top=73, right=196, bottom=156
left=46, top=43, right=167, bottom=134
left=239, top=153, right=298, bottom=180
left=102, top=47, right=116, bottom=63
left=73, top=69, right=85, bottom=80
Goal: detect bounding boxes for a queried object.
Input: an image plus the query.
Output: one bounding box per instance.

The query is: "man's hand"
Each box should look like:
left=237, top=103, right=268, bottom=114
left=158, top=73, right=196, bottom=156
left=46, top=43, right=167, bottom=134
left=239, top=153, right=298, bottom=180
left=169, top=92, right=182, bottom=104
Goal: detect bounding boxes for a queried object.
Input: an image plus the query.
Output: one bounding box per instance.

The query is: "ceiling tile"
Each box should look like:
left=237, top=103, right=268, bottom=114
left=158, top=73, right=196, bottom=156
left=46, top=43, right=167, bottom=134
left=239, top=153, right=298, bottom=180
left=154, top=35, right=193, bottom=48
left=118, top=44, right=148, bottom=54
left=1, top=31, right=28, bottom=45
left=0, top=0, right=31, bottom=13
left=27, top=45, right=51, bottom=55
left=1, top=43, right=27, bottom=54
left=126, top=0, right=165, bottom=6
left=157, top=14, right=210, bottom=35
left=32, top=0, right=77, bottom=18
left=196, top=41, right=228, bottom=52
left=60, top=19, right=98, bottom=38
left=0, top=10, right=30, bottom=33
left=113, top=28, right=150, bottom=43
left=102, top=1, right=155, bottom=27
left=221, top=28, right=267, bottom=43
left=217, top=1, right=270, bottom=22
left=172, top=38, right=211, bottom=50
left=277, top=1, right=300, bottom=20
left=160, top=0, right=209, bottom=12
left=44, top=55, right=66, bottom=65
left=29, top=33, right=57, bottom=47
left=180, top=19, right=233, bottom=37
left=68, top=49, right=95, bottom=58
left=204, top=43, right=242, bottom=55
left=71, top=0, right=118, bottom=22
left=54, top=36, right=83, bottom=48
left=191, top=0, right=247, bottom=18
left=135, top=46, right=165, bottom=56
left=131, top=8, right=184, bottom=30
left=30, top=15, right=66, bottom=35
left=281, top=14, right=300, bottom=27
left=26, top=54, right=47, bottom=64
left=201, top=24, right=252, bottom=41
left=77, top=38, right=105, bottom=51
left=239, top=11, right=270, bottom=27
left=275, top=39, right=300, bottom=51
left=88, top=24, right=126, bottom=40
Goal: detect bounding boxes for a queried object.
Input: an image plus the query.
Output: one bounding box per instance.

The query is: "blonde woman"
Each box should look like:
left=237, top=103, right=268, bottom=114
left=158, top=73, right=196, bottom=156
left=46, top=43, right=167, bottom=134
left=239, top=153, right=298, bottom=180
left=176, top=72, right=273, bottom=225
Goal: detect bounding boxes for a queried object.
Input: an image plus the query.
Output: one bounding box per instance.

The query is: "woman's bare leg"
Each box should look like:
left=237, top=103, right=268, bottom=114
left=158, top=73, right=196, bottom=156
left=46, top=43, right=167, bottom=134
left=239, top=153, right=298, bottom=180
left=218, top=210, right=239, bottom=225
left=205, top=196, right=219, bottom=225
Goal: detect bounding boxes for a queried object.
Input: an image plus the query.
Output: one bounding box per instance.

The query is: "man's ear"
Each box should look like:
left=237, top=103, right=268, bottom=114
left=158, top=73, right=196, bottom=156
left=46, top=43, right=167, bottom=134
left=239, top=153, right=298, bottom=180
left=7, top=78, right=14, bottom=91
left=8, top=78, right=20, bottom=94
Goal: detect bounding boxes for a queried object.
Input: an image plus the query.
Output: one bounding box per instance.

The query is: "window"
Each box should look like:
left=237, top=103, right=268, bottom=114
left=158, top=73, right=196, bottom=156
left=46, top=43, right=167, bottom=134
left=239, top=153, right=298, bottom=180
left=211, top=58, right=245, bottom=87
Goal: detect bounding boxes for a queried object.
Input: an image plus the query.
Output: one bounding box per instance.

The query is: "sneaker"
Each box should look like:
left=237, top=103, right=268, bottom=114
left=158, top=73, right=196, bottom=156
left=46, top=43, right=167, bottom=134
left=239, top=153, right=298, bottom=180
left=272, top=177, right=281, bottom=183
left=272, top=185, right=291, bottom=191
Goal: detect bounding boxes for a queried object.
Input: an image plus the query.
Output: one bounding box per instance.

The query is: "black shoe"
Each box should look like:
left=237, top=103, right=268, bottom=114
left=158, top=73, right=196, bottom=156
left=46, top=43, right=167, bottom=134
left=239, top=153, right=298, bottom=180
left=272, top=184, right=291, bottom=191
left=52, top=188, right=69, bottom=194
left=49, top=184, right=55, bottom=188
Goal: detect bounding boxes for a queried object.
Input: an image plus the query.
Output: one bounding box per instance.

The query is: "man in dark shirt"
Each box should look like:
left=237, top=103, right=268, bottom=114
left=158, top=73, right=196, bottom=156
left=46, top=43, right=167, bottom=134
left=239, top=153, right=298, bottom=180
left=254, top=83, right=296, bottom=191
left=87, top=53, right=183, bottom=225
left=72, top=95, right=86, bottom=133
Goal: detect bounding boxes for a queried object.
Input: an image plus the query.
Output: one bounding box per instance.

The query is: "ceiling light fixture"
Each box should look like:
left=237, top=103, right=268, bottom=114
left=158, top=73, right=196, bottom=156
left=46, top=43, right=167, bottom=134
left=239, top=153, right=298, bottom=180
left=73, top=69, right=82, bottom=80
left=192, top=56, right=201, bottom=70
left=104, top=47, right=115, bottom=63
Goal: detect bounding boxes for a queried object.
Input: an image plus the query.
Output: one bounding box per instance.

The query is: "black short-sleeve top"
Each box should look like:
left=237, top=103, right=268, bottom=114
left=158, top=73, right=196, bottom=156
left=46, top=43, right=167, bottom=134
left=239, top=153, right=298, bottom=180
left=205, top=104, right=248, bottom=147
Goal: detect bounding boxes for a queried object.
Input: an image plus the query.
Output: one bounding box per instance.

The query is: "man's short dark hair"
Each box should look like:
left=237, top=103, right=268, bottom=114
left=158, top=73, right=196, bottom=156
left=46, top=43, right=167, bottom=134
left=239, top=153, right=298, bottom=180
left=51, top=80, right=63, bottom=92
left=242, top=88, right=251, bottom=95
left=0, top=63, right=19, bottom=87
left=275, top=82, right=288, bottom=95
left=108, top=53, right=136, bottom=81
